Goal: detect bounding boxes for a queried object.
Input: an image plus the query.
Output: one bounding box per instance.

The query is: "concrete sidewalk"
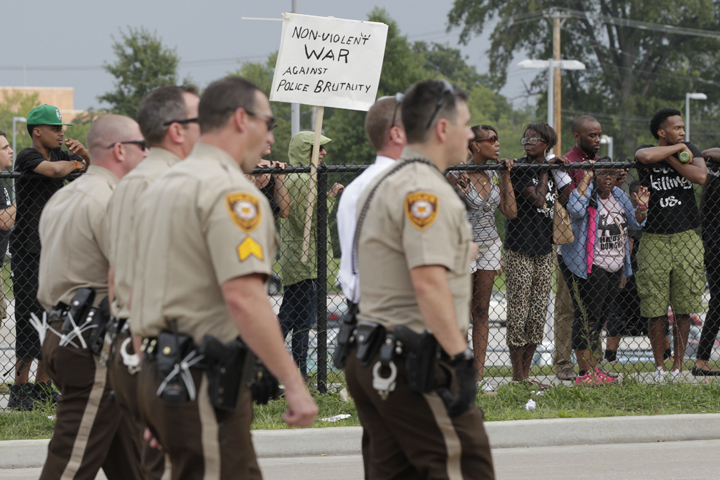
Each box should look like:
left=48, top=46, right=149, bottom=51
left=1, top=413, right=719, bottom=469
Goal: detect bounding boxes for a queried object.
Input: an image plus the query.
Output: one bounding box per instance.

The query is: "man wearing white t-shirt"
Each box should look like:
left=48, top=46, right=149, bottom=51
left=337, top=95, right=407, bottom=304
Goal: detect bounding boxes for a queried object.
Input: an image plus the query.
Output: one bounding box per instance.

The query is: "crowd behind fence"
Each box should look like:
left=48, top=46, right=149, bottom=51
left=0, top=159, right=717, bottom=406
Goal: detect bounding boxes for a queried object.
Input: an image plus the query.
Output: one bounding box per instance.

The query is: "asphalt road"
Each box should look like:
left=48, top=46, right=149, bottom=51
left=5, top=439, right=718, bottom=479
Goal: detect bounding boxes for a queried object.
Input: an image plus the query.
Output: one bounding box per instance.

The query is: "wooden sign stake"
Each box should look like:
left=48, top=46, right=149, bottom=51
left=300, top=105, right=325, bottom=263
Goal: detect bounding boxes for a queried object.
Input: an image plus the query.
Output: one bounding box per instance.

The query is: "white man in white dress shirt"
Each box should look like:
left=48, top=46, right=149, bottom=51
left=337, top=94, right=407, bottom=305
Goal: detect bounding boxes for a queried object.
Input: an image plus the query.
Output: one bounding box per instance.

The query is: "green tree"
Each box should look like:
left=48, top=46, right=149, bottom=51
left=413, top=41, right=488, bottom=90
left=235, top=8, right=533, bottom=166
left=0, top=90, right=41, bottom=155
left=231, top=53, right=318, bottom=164
left=448, top=1, right=720, bottom=157
left=65, top=108, right=108, bottom=148
left=99, top=27, right=180, bottom=118
left=324, top=7, right=434, bottom=167
left=466, top=84, right=532, bottom=160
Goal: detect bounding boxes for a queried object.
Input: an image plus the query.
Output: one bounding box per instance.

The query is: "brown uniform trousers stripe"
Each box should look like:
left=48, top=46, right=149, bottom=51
left=108, top=331, right=169, bottom=480
left=346, top=351, right=495, bottom=480
left=39, top=325, right=142, bottom=480
left=138, top=357, right=262, bottom=480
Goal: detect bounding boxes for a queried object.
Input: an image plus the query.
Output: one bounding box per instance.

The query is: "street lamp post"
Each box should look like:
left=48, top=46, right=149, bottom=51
left=685, top=92, right=707, bottom=143
left=12, top=116, right=27, bottom=165
left=600, top=135, right=614, bottom=159
left=518, top=59, right=585, bottom=154
left=242, top=1, right=300, bottom=136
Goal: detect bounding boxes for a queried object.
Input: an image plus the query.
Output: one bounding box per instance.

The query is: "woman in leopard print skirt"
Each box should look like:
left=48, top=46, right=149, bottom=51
left=504, top=123, right=570, bottom=388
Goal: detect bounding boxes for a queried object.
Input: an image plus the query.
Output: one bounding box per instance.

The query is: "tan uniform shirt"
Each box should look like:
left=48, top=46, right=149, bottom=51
left=356, top=147, right=473, bottom=334
left=38, top=166, right=119, bottom=312
left=106, top=147, right=182, bottom=319
left=130, top=143, right=278, bottom=344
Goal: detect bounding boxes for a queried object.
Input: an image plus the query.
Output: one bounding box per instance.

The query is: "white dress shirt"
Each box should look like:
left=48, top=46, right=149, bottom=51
left=337, top=155, right=395, bottom=302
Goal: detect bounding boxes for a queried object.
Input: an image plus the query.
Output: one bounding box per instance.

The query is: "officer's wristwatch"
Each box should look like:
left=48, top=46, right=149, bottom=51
left=447, top=348, right=474, bottom=365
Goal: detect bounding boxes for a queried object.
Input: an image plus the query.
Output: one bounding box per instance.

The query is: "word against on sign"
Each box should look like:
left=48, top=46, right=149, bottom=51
left=270, top=13, right=388, bottom=112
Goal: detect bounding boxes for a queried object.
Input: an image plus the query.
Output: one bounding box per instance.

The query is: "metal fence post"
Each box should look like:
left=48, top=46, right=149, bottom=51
left=316, top=163, right=329, bottom=394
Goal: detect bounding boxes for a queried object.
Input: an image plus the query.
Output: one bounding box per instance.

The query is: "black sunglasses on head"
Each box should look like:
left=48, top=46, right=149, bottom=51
left=224, top=107, right=277, bottom=131
left=107, top=140, right=147, bottom=151
left=426, top=80, right=455, bottom=129
left=380, top=92, right=405, bottom=128
left=163, top=117, right=199, bottom=127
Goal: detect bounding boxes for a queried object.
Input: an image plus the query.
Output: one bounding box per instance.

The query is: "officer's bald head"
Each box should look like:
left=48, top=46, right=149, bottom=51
left=86, top=114, right=147, bottom=178
left=86, top=114, right=141, bottom=158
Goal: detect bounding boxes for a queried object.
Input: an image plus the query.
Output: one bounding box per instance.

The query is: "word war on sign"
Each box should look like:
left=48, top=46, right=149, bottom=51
left=304, top=45, right=349, bottom=63
left=270, top=13, right=388, bottom=111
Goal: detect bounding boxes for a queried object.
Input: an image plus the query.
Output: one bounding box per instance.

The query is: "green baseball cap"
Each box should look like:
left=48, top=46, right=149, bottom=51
left=26, top=104, right=73, bottom=126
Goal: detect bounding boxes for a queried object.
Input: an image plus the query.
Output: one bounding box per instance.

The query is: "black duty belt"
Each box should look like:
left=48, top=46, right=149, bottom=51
left=142, top=330, right=255, bottom=411
left=353, top=322, right=440, bottom=400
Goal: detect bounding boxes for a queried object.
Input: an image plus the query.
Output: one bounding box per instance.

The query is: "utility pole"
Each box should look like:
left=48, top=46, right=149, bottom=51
left=547, top=9, right=570, bottom=154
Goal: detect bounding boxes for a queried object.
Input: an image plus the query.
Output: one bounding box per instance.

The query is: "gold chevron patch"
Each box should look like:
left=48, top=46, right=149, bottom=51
left=404, top=192, right=439, bottom=230
left=237, top=237, right=264, bottom=261
left=226, top=192, right=261, bottom=233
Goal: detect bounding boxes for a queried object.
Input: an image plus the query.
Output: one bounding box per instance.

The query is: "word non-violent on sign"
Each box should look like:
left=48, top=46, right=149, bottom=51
left=270, top=13, right=388, bottom=112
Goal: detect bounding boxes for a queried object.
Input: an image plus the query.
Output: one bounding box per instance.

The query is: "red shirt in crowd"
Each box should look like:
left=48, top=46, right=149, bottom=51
left=563, top=145, right=598, bottom=191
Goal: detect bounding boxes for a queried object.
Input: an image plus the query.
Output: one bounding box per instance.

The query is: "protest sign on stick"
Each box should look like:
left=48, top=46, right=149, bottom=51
left=270, top=13, right=388, bottom=262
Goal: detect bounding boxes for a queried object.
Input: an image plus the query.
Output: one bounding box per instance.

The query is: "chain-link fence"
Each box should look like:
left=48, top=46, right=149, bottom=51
left=259, top=159, right=718, bottom=393
left=1, top=159, right=718, bottom=409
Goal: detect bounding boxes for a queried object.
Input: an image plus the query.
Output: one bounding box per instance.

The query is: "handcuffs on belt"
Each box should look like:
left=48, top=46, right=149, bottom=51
left=29, top=288, right=110, bottom=353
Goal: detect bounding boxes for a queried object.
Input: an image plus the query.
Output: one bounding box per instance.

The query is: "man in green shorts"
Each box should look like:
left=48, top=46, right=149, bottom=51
left=635, top=108, right=707, bottom=380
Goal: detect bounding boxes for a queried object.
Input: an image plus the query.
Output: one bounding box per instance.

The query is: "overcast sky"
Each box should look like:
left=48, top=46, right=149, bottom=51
left=0, top=0, right=537, bottom=110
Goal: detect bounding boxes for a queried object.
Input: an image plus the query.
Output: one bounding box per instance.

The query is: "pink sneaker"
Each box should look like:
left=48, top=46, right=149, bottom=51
left=575, top=371, right=597, bottom=386
left=575, top=369, right=617, bottom=387
left=594, top=367, right=617, bottom=385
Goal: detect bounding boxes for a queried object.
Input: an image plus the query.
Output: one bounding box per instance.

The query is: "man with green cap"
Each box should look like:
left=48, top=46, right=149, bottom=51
left=8, top=104, right=89, bottom=410
left=278, top=131, right=343, bottom=381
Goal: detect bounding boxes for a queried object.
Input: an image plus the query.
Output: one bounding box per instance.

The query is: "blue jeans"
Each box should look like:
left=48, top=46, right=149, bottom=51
left=279, top=279, right=317, bottom=376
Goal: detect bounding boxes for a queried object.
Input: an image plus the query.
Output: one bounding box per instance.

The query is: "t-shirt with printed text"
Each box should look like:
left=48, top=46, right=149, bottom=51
left=635, top=142, right=702, bottom=235
left=594, top=194, right=628, bottom=273
left=505, top=157, right=556, bottom=256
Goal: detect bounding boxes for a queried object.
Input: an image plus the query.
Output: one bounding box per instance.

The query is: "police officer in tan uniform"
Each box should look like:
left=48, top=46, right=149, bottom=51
left=105, top=85, right=200, bottom=480
left=346, top=80, right=495, bottom=479
left=131, top=76, right=318, bottom=479
left=37, top=114, right=148, bottom=480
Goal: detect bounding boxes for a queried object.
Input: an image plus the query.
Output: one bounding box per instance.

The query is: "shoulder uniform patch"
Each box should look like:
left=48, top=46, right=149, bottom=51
left=404, top=192, right=439, bottom=230
left=226, top=192, right=261, bottom=233
left=238, top=237, right=264, bottom=261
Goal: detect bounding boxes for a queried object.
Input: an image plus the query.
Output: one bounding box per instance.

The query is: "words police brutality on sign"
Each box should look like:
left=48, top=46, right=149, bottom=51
left=270, top=13, right=388, bottom=111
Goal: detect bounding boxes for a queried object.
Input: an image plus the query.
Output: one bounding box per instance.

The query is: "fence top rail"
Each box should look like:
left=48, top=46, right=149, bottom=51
left=0, top=160, right=643, bottom=179
left=248, top=160, right=640, bottom=174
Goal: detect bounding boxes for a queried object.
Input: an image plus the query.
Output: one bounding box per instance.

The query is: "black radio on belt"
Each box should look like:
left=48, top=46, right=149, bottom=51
left=199, top=335, right=255, bottom=411
left=156, top=329, right=195, bottom=403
